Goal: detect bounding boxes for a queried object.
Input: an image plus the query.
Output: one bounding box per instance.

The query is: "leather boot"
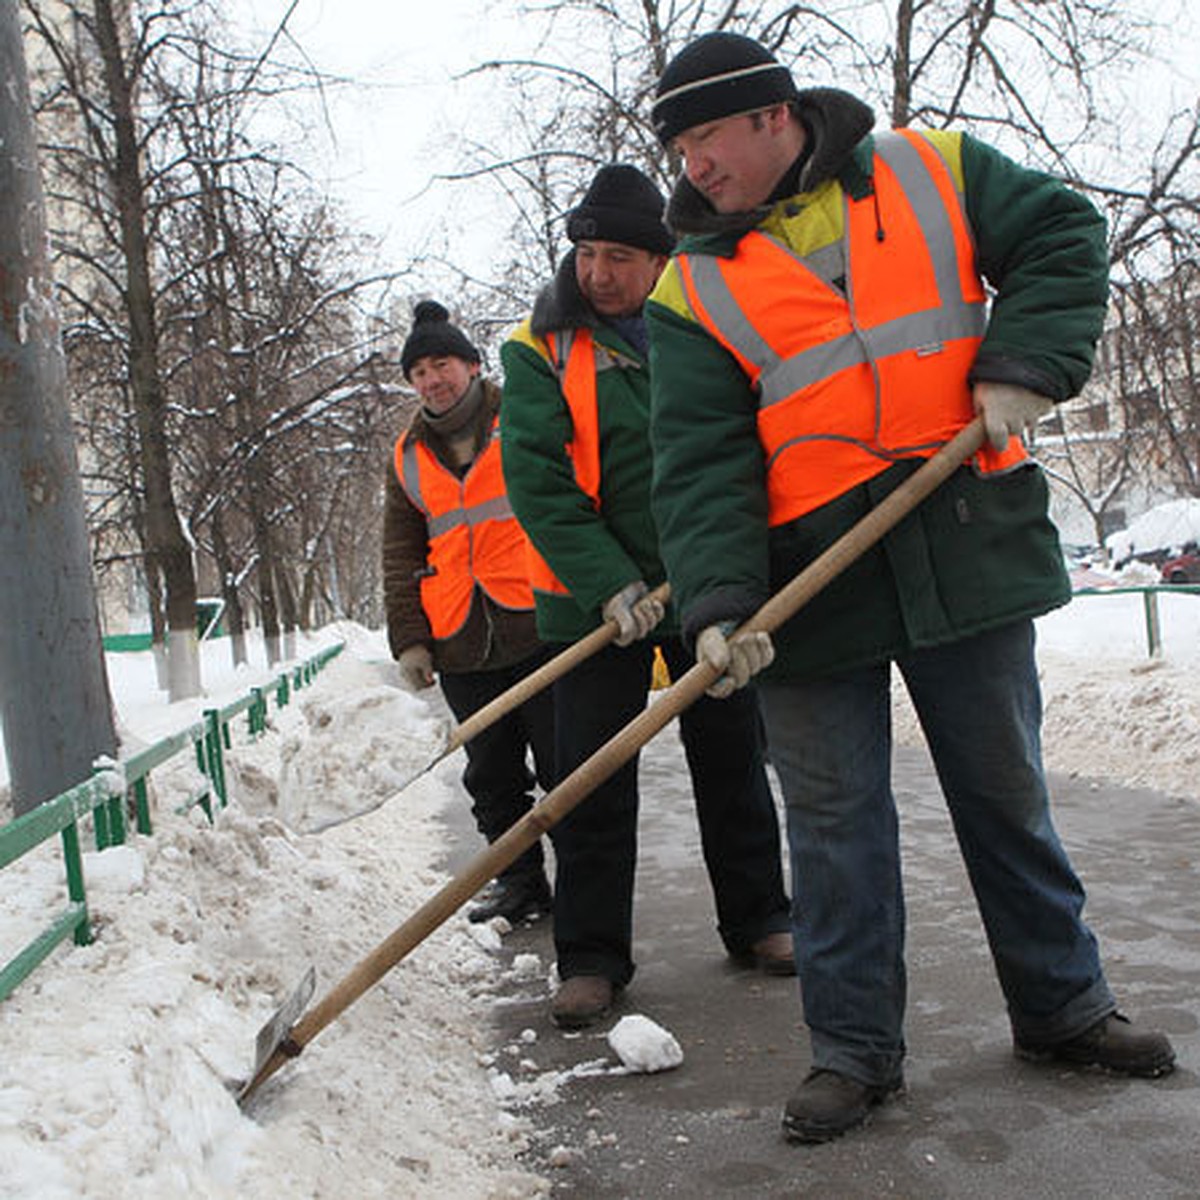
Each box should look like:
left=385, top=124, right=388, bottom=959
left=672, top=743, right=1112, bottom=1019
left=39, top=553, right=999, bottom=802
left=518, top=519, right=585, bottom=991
left=551, top=975, right=615, bottom=1030
left=1014, top=1012, right=1175, bottom=1078
left=782, top=1069, right=903, bottom=1143
left=467, top=872, right=551, bottom=924
left=729, top=930, right=797, bottom=977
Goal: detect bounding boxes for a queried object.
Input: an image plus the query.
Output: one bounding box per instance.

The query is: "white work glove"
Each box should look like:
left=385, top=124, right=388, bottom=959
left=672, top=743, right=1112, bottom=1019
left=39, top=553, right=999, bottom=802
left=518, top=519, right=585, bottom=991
left=696, top=622, right=775, bottom=700
left=973, top=382, right=1054, bottom=452
left=397, top=644, right=435, bottom=691
left=602, top=581, right=665, bottom=647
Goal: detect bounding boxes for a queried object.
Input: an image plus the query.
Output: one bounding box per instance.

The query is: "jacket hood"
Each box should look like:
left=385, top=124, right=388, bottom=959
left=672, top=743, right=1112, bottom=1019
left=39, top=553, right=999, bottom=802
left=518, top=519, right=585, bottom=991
left=530, top=248, right=597, bottom=337
left=665, top=87, right=875, bottom=239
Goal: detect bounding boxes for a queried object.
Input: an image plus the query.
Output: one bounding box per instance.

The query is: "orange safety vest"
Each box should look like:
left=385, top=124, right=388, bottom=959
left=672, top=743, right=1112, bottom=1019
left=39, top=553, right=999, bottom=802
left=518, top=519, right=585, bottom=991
left=396, top=419, right=534, bottom=640
left=675, top=129, right=1027, bottom=528
left=525, top=328, right=603, bottom=596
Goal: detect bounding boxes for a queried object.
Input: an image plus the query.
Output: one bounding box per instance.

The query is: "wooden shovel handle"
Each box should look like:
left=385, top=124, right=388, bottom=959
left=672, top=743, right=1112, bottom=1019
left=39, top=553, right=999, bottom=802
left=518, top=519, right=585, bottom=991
left=444, top=581, right=671, bottom=755
left=239, top=419, right=986, bottom=1104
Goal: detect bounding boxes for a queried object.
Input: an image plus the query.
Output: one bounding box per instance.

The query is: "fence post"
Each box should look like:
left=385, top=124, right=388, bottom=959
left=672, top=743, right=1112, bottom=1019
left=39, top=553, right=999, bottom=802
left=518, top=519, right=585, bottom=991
left=203, top=708, right=228, bottom=808
left=1142, top=589, right=1162, bottom=658
left=60, top=822, right=92, bottom=947
left=131, top=777, right=152, bottom=835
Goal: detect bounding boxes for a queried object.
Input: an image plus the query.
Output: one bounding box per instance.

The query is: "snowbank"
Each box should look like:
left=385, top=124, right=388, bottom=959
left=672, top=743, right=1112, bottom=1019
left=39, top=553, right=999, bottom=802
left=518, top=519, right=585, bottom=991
left=1, top=636, right=546, bottom=1199
left=1106, top=497, right=1200, bottom=564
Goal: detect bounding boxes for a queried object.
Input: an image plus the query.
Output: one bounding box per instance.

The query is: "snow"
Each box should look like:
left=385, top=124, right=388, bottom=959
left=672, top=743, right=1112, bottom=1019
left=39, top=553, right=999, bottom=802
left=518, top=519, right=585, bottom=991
left=607, top=1014, right=684, bottom=1074
left=1106, top=497, right=1200, bottom=564
left=2, top=587, right=1200, bottom=1198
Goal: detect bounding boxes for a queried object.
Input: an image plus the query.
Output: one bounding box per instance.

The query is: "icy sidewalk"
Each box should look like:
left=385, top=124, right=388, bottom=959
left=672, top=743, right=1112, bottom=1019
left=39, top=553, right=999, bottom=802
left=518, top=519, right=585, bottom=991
left=465, top=730, right=1199, bottom=1194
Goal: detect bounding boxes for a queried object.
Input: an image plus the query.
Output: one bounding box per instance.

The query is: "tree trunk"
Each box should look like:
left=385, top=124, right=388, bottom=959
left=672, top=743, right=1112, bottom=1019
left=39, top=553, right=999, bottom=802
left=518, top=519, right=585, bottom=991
left=93, top=0, right=199, bottom=699
left=276, top=561, right=299, bottom=661
left=211, top=513, right=248, bottom=667
left=0, top=3, right=117, bottom=816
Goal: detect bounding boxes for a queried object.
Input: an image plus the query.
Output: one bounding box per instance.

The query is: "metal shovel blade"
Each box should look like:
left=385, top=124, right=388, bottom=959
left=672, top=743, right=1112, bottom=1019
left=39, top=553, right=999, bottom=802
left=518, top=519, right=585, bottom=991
left=236, top=966, right=317, bottom=1104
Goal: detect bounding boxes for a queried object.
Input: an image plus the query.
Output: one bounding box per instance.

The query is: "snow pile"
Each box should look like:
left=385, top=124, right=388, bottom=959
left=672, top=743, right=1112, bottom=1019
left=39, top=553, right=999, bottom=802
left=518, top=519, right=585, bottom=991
left=0, top=634, right=547, bottom=1199
left=1106, top=497, right=1200, bottom=564
left=892, top=590, right=1200, bottom=799
left=607, top=1014, right=684, bottom=1074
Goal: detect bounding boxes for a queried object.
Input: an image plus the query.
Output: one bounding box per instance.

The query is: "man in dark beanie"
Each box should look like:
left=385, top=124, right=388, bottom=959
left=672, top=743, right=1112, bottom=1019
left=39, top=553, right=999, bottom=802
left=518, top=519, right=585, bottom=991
left=501, top=163, right=793, bottom=1031
left=384, top=299, right=554, bottom=925
left=645, top=32, right=1175, bottom=1142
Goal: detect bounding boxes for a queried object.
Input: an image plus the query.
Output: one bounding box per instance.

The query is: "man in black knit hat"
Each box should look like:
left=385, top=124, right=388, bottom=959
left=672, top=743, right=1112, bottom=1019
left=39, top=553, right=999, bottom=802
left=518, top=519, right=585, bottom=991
left=645, top=31, right=1175, bottom=1142
left=383, top=300, right=554, bottom=925
left=501, top=164, right=793, bottom=1031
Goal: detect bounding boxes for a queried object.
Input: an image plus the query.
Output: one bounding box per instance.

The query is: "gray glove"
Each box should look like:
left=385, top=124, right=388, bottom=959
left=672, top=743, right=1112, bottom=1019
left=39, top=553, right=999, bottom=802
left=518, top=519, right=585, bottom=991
left=696, top=622, right=774, bottom=700
left=602, top=581, right=665, bottom=647
left=973, top=382, right=1053, bottom=452
left=397, top=644, right=435, bottom=691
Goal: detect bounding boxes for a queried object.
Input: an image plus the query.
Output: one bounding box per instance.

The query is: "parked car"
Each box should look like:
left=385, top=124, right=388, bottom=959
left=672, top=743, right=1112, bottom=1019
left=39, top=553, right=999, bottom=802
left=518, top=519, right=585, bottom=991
left=1160, top=550, right=1200, bottom=584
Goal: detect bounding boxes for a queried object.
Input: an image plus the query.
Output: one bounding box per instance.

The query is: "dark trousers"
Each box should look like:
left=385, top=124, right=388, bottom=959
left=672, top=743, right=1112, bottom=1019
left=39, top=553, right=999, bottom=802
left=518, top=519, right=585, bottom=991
left=550, top=637, right=790, bottom=986
left=439, top=651, right=556, bottom=885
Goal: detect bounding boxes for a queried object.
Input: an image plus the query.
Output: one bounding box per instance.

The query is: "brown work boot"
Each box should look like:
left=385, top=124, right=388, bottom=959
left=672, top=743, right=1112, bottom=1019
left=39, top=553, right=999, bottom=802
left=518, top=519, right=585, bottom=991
left=551, top=975, right=615, bottom=1030
left=1014, top=1012, right=1176, bottom=1078
left=750, top=930, right=797, bottom=977
left=730, top=930, right=797, bottom=977
left=782, top=1069, right=903, bottom=1144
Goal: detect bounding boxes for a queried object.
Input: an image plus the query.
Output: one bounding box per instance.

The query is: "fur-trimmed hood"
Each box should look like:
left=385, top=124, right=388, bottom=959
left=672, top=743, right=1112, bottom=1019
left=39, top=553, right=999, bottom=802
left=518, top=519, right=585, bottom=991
left=665, top=87, right=875, bottom=239
left=530, top=248, right=597, bottom=337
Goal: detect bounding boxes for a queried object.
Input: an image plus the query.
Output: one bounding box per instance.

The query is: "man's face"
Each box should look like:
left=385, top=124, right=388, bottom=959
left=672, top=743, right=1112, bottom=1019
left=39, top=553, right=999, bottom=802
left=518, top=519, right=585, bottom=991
left=408, top=355, right=479, bottom=413
left=672, top=106, right=795, bottom=213
left=574, top=241, right=667, bottom=318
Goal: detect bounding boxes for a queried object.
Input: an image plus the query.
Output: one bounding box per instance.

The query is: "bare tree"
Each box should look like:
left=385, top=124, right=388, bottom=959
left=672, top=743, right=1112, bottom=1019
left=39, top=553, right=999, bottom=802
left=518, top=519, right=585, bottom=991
left=26, top=0, right=201, bottom=697
left=1, top=0, right=115, bottom=817
left=27, top=0, right=407, bottom=669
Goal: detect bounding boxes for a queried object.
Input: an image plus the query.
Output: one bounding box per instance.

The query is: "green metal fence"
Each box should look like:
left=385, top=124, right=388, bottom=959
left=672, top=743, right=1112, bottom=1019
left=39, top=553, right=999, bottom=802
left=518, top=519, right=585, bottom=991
left=1072, top=583, right=1200, bottom=658
left=0, top=641, right=343, bottom=1003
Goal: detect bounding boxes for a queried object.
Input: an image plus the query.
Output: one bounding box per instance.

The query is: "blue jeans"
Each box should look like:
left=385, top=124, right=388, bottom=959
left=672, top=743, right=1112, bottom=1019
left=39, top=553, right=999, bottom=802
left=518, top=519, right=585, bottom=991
left=551, top=637, right=790, bottom=986
left=759, top=620, right=1115, bottom=1087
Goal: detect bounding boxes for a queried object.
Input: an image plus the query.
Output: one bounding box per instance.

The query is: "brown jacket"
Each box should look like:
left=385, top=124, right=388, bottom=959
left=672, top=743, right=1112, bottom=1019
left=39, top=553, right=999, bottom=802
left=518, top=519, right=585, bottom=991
left=382, top=378, right=543, bottom=674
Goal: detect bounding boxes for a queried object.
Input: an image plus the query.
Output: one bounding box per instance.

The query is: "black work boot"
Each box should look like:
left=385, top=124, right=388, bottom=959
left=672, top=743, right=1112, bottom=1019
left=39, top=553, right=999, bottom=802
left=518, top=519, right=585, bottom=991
left=782, top=1069, right=903, bottom=1144
left=1014, top=1012, right=1176, bottom=1078
left=467, top=873, right=552, bottom=924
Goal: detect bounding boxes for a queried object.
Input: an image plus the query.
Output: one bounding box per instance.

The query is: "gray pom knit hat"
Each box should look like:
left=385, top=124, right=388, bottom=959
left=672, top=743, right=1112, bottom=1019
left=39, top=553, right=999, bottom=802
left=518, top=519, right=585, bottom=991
left=652, top=32, right=799, bottom=146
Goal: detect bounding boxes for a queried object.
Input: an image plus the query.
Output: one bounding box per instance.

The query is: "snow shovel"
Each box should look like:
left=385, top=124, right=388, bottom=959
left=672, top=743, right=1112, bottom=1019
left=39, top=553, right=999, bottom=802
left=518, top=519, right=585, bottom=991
left=235, top=417, right=986, bottom=1107
left=304, top=582, right=672, bottom=833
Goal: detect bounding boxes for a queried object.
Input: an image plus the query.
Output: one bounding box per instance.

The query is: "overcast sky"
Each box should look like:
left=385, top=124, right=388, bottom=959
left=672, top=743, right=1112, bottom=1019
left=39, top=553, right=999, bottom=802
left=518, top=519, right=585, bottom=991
left=241, top=0, right=533, bottom=271
left=240, top=0, right=1199, bottom=279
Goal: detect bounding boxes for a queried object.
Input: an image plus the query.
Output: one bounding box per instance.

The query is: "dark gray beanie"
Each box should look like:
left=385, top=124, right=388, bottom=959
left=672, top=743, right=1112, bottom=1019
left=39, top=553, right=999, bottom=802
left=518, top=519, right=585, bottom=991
left=652, top=32, right=799, bottom=146
left=400, top=300, right=481, bottom=379
left=566, top=164, right=675, bottom=256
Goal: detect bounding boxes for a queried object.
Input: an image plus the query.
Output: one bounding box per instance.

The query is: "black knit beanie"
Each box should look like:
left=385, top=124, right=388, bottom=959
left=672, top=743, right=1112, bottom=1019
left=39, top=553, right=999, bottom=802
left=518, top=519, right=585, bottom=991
left=400, top=300, right=481, bottom=379
left=565, top=164, right=675, bottom=256
left=652, top=32, right=799, bottom=146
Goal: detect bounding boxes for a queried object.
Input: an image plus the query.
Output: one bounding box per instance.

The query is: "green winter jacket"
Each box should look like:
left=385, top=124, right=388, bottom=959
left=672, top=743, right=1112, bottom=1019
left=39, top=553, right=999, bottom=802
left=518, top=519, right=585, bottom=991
left=501, top=251, right=672, bottom=644
left=647, top=89, right=1105, bottom=680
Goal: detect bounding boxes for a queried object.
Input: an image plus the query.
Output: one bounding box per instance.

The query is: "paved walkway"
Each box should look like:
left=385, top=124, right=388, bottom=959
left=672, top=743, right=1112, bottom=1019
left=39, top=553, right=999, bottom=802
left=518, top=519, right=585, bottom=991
left=443, top=722, right=1200, bottom=1198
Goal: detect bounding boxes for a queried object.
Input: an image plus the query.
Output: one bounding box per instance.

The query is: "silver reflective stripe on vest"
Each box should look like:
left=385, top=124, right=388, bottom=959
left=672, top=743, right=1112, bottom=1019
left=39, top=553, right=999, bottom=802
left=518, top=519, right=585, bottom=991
left=685, top=253, right=780, bottom=378
left=549, top=327, right=624, bottom=379
left=685, top=131, right=986, bottom=411
left=400, top=438, right=515, bottom=537
left=549, top=328, right=575, bottom=377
